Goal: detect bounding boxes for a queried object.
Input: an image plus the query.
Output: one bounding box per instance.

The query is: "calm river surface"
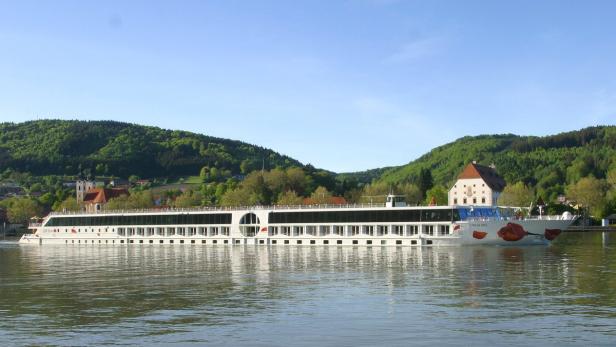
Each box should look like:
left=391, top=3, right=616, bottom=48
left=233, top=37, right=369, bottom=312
left=1, top=233, right=615, bottom=346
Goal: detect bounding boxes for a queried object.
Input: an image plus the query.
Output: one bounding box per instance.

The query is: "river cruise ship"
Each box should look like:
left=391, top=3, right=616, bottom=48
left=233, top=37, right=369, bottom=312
left=20, top=195, right=575, bottom=246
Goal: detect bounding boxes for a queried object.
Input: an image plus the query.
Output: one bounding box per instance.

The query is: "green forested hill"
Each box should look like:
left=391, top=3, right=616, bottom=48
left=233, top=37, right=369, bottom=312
left=0, top=120, right=302, bottom=177
left=374, top=126, right=616, bottom=201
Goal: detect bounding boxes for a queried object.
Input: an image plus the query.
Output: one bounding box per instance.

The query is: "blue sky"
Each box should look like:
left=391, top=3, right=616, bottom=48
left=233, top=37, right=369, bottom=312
left=1, top=1, right=615, bottom=172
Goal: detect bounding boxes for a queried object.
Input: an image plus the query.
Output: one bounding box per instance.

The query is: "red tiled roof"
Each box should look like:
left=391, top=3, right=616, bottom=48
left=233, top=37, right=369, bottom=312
left=329, top=196, right=347, bottom=205
left=83, top=188, right=129, bottom=204
left=458, top=163, right=506, bottom=192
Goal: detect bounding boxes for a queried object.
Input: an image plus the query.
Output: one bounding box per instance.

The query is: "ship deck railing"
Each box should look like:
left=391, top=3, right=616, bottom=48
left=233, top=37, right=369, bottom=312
left=46, top=202, right=401, bottom=216
left=465, top=215, right=575, bottom=222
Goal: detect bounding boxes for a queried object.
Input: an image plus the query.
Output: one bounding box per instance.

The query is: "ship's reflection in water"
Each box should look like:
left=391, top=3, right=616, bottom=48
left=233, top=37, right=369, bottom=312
left=0, top=232, right=615, bottom=346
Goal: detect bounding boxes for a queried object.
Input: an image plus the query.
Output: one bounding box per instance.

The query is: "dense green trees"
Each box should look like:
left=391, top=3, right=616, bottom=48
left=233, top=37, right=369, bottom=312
left=104, top=191, right=154, bottom=210
left=498, top=182, right=535, bottom=207
left=0, top=120, right=302, bottom=178
left=566, top=176, right=609, bottom=218
left=276, top=190, right=303, bottom=205
left=54, top=196, right=79, bottom=212
left=425, top=185, right=448, bottom=206
left=0, top=197, right=44, bottom=225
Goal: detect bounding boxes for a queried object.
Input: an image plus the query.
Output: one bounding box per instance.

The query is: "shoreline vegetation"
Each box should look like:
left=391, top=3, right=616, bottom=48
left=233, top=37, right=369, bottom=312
left=0, top=120, right=615, bottom=227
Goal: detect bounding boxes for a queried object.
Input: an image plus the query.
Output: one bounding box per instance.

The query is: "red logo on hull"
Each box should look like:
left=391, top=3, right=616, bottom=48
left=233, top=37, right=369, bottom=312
left=497, top=223, right=527, bottom=242
left=473, top=231, right=487, bottom=239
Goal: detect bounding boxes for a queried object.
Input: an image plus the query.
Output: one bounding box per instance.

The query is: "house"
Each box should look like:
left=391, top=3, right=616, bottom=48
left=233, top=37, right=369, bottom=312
left=606, top=214, right=616, bottom=226
left=110, top=178, right=130, bottom=188
left=135, top=179, right=151, bottom=187
left=448, top=161, right=506, bottom=206
left=0, top=182, right=25, bottom=198
left=82, top=188, right=129, bottom=213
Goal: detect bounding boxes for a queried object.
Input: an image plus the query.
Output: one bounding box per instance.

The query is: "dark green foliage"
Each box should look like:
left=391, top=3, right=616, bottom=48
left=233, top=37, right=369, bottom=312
left=0, top=120, right=302, bottom=178
left=376, top=126, right=616, bottom=201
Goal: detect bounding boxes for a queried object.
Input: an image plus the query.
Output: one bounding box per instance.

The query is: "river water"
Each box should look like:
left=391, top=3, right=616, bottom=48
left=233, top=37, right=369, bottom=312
left=0, top=233, right=615, bottom=346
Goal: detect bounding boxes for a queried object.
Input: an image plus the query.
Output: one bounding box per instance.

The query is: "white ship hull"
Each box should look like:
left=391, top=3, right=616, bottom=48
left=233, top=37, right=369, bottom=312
left=20, top=209, right=574, bottom=247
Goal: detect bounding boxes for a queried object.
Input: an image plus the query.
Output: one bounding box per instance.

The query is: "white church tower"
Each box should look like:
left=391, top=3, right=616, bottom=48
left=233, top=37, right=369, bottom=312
left=76, top=179, right=96, bottom=203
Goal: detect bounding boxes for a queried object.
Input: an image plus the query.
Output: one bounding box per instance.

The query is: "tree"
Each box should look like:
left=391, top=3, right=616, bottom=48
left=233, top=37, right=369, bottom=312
left=498, top=182, right=535, bottom=207
left=174, top=190, right=203, bottom=208
left=199, top=166, right=210, bottom=183
left=566, top=176, right=609, bottom=217
left=264, top=167, right=288, bottom=197
left=399, top=183, right=422, bottom=205
left=424, top=185, right=448, bottom=206
left=220, top=188, right=252, bottom=207
left=128, top=175, right=140, bottom=184
left=607, top=167, right=616, bottom=188
left=28, top=183, right=42, bottom=193
left=54, top=196, right=80, bottom=212
left=418, top=168, right=433, bottom=198
left=4, top=198, right=44, bottom=225
left=242, top=172, right=271, bottom=205
left=95, top=163, right=106, bottom=175
left=286, top=167, right=310, bottom=195
left=277, top=190, right=303, bottom=205
left=104, top=190, right=153, bottom=210
left=309, top=186, right=332, bottom=205
left=360, top=181, right=389, bottom=203
left=38, top=192, right=56, bottom=208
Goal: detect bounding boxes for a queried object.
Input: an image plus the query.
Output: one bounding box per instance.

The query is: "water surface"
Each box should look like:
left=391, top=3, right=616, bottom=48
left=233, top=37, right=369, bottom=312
left=1, top=233, right=615, bottom=346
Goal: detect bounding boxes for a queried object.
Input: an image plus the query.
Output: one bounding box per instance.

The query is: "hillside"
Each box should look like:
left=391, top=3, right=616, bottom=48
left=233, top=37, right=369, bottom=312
left=373, top=126, right=616, bottom=200
left=0, top=120, right=303, bottom=178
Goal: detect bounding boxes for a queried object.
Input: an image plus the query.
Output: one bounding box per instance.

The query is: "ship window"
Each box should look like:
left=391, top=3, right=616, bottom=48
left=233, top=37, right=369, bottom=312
left=396, top=240, right=402, bottom=245
left=323, top=240, right=329, bottom=245
left=297, top=240, right=302, bottom=245
left=239, top=213, right=260, bottom=225
left=352, top=240, right=358, bottom=245
left=367, top=240, right=372, bottom=245
left=337, top=240, right=342, bottom=244
left=259, top=240, right=265, bottom=244
left=310, top=240, right=315, bottom=244
left=272, top=240, right=277, bottom=244
left=284, top=240, right=289, bottom=244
